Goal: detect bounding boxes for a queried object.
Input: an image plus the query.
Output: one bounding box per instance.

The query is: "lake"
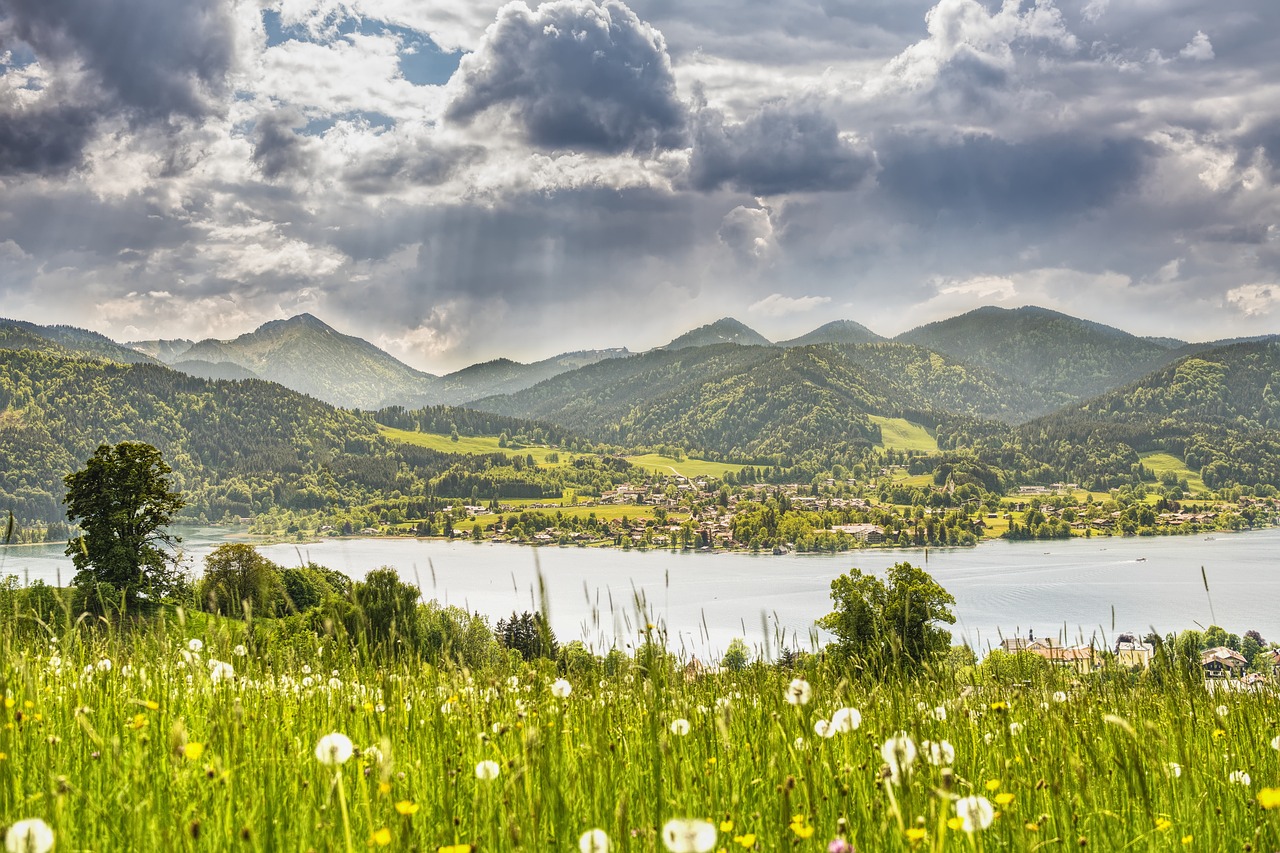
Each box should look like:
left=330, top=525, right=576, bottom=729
left=4, top=529, right=1278, bottom=659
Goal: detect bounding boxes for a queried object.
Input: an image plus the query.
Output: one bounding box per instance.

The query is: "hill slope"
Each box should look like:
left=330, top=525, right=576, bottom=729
left=1, top=318, right=158, bottom=364
left=661, top=318, right=772, bottom=350
left=425, top=348, right=631, bottom=406
left=778, top=319, right=884, bottom=347
left=472, top=343, right=1027, bottom=460
left=895, top=306, right=1178, bottom=415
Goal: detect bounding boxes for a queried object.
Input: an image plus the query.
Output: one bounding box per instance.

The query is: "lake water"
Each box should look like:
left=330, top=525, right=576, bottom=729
left=4, top=529, right=1278, bottom=659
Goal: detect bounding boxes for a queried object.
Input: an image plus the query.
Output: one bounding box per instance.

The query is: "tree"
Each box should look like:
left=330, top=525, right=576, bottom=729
left=818, top=562, right=956, bottom=671
left=721, top=637, right=750, bottom=672
left=351, top=568, right=423, bottom=656
left=63, top=442, right=186, bottom=611
left=199, top=544, right=284, bottom=617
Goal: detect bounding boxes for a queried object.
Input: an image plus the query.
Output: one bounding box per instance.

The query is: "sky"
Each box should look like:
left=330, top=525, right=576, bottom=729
left=1, top=0, right=1278, bottom=371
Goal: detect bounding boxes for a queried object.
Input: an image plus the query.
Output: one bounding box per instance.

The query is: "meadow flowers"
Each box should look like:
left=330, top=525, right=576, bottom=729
left=954, top=796, right=995, bottom=832
left=187, top=639, right=204, bottom=653
left=923, top=739, right=955, bottom=766
left=880, top=732, right=917, bottom=783
left=830, top=707, right=861, bottom=732
left=4, top=818, right=54, bottom=853
left=578, top=828, right=609, bottom=853
left=661, top=819, right=717, bottom=853
left=551, top=678, right=573, bottom=698
left=670, top=718, right=691, bottom=736
left=784, top=678, right=812, bottom=706
left=314, top=733, right=354, bottom=766
left=475, top=760, right=501, bottom=781
left=1229, top=770, right=1251, bottom=786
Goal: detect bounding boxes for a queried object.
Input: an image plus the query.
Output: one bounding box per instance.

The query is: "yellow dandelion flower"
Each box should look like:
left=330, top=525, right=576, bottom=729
left=395, top=800, right=420, bottom=816
left=946, top=817, right=966, bottom=831
left=989, top=701, right=1009, bottom=711
left=1181, top=835, right=1193, bottom=845
left=995, top=793, right=1014, bottom=806
left=378, top=781, right=392, bottom=795
left=371, top=827, right=392, bottom=846
left=127, top=713, right=148, bottom=730
left=719, top=820, right=733, bottom=832
left=183, top=742, right=205, bottom=761
left=985, top=779, right=1001, bottom=792
left=3, top=697, right=13, bottom=709
left=1213, top=729, right=1226, bottom=740
left=1024, top=823, right=1040, bottom=832
left=905, top=827, right=927, bottom=842
left=1258, top=788, right=1280, bottom=810
left=143, top=700, right=160, bottom=710
left=437, top=845, right=472, bottom=853
left=1155, top=818, right=1172, bottom=832
left=733, top=833, right=756, bottom=847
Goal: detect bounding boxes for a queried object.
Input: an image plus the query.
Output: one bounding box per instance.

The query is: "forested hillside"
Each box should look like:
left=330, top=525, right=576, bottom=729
left=895, top=306, right=1180, bottom=415
left=0, top=350, right=631, bottom=526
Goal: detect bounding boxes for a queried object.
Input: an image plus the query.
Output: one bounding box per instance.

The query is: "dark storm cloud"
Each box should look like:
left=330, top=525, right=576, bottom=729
left=446, top=0, right=687, bottom=155
left=4, top=0, right=238, bottom=121
left=340, top=139, right=486, bottom=194
left=689, top=101, right=874, bottom=195
left=875, top=131, right=1154, bottom=224
left=0, top=105, right=95, bottom=175
left=251, top=111, right=312, bottom=181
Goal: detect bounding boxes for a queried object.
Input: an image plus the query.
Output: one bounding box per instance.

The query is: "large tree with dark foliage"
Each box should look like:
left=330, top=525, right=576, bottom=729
left=63, top=441, right=186, bottom=611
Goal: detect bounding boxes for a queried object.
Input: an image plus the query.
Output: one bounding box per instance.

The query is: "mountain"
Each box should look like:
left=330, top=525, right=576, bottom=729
left=1000, top=339, right=1280, bottom=490
left=170, top=359, right=261, bottom=381
left=425, top=348, right=631, bottom=405
left=1, top=318, right=157, bottom=364
left=778, top=320, right=884, bottom=347
left=895, top=306, right=1177, bottom=415
left=128, top=338, right=195, bottom=362
left=471, top=342, right=1029, bottom=460
left=143, top=314, right=441, bottom=410
left=660, top=318, right=772, bottom=350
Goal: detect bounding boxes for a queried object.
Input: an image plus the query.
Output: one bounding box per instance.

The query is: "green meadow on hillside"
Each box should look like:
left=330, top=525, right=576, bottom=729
left=870, top=416, right=939, bottom=453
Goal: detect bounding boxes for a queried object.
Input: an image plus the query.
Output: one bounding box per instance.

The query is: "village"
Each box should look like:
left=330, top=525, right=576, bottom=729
left=999, top=633, right=1278, bottom=687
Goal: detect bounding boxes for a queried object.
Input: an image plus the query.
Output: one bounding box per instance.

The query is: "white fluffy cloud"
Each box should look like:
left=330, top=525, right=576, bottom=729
left=748, top=293, right=830, bottom=317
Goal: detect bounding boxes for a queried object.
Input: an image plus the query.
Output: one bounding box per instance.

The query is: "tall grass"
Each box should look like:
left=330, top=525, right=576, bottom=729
left=2, top=601, right=1279, bottom=850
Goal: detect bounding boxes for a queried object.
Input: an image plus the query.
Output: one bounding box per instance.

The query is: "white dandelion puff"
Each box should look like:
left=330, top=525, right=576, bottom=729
left=923, top=739, right=955, bottom=766
left=783, top=678, right=812, bottom=706
left=1229, top=770, right=1251, bottom=786
left=314, top=732, right=354, bottom=766
left=475, top=760, right=501, bottom=781
left=187, top=639, right=203, bottom=653
left=669, top=718, right=691, bottom=736
left=830, top=707, right=861, bottom=733
left=954, top=796, right=995, bottom=832
left=661, top=818, right=717, bottom=853
left=551, top=679, right=573, bottom=699
left=579, top=829, right=610, bottom=853
left=881, top=732, right=917, bottom=784
left=4, top=818, right=54, bottom=853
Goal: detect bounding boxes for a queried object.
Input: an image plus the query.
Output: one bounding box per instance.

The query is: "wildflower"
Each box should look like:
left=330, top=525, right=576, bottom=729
left=661, top=818, right=717, bottom=852
left=814, top=719, right=833, bottom=738
left=1167, top=762, right=1182, bottom=778
left=371, top=827, right=392, bottom=846
left=438, top=844, right=472, bottom=853
left=208, top=660, right=234, bottom=685
left=1008, top=722, right=1023, bottom=736
left=395, top=800, right=419, bottom=816
left=881, top=732, right=917, bottom=784
left=1258, top=789, right=1280, bottom=810
left=670, top=718, right=691, bottom=736
left=579, top=829, right=609, bottom=853
left=327, top=678, right=342, bottom=690
left=1271, top=734, right=1280, bottom=751
left=784, top=678, right=812, bottom=706
left=1052, top=691, right=1068, bottom=703
left=933, top=706, right=947, bottom=721
left=126, top=713, right=147, bottom=730
left=1228, top=770, right=1251, bottom=786
left=301, top=665, right=312, bottom=675
left=232, top=645, right=247, bottom=657
left=923, top=739, right=955, bottom=766
left=720, top=821, right=733, bottom=832
left=187, top=639, right=203, bottom=653
left=314, top=733, right=354, bottom=766
left=96, top=658, right=112, bottom=672
left=4, top=818, right=55, bottom=853
left=994, top=793, right=1014, bottom=806
left=1155, top=818, right=1173, bottom=832
left=788, top=815, right=815, bottom=839
left=954, top=796, right=995, bottom=832
left=989, top=700, right=1008, bottom=712
left=827, top=840, right=853, bottom=853
left=1216, top=704, right=1228, bottom=717
left=733, top=833, right=756, bottom=848
left=183, top=742, right=205, bottom=761
left=830, top=707, right=861, bottom=733
left=475, top=760, right=501, bottom=781
left=983, top=732, right=995, bottom=745
left=985, top=779, right=1001, bottom=792
left=550, top=679, right=573, bottom=699
left=905, top=827, right=927, bottom=842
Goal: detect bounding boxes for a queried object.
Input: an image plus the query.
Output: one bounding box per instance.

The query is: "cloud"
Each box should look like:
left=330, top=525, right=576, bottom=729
left=4, top=0, right=239, bottom=121
left=1179, top=30, right=1214, bottom=62
left=251, top=109, right=314, bottom=180
left=718, top=205, right=775, bottom=262
left=748, top=292, right=830, bottom=317
left=337, top=124, right=485, bottom=194
left=0, top=105, right=95, bottom=175
left=690, top=99, right=874, bottom=195
left=875, top=131, right=1153, bottom=223
left=446, top=0, right=687, bottom=155
left=1226, top=283, right=1278, bottom=317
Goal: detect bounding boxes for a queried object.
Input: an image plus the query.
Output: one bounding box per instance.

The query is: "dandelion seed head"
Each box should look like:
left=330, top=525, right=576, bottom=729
left=475, top=760, right=501, bottom=781
left=314, top=732, right=354, bottom=766
left=579, top=828, right=610, bottom=853
left=670, top=718, right=691, bottom=736
left=4, top=818, right=54, bottom=853
left=661, top=818, right=717, bottom=853
left=784, top=678, right=812, bottom=706
left=830, top=707, right=861, bottom=733
left=551, top=679, right=573, bottom=699
left=955, top=796, right=995, bottom=832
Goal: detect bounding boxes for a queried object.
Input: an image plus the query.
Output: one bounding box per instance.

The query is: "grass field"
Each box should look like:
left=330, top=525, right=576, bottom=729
left=379, top=426, right=572, bottom=467
left=1141, top=451, right=1207, bottom=494
left=3, top=609, right=1279, bottom=852
left=870, top=416, right=939, bottom=453
left=623, top=454, right=750, bottom=480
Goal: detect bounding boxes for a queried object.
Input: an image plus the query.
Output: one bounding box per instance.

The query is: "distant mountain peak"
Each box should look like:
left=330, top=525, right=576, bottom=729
left=661, top=317, right=772, bottom=350
left=779, top=319, right=884, bottom=348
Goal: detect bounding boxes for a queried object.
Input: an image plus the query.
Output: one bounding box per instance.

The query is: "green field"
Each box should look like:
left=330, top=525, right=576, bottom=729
left=1140, top=451, right=1207, bottom=493
left=379, top=426, right=572, bottom=466
left=623, top=454, right=750, bottom=479
left=3, top=603, right=1278, bottom=851
left=871, top=416, right=939, bottom=452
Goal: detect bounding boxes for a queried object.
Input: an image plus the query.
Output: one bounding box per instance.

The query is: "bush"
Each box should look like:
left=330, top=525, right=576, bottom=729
left=198, top=544, right=285, bottom=618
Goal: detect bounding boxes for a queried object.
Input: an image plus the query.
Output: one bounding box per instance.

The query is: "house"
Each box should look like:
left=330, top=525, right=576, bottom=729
left=1201, top=646, right=1248, bottom=679
left=831, top=523, right=886, bottom=544
left=1114, top=640, right=1155, bottom=670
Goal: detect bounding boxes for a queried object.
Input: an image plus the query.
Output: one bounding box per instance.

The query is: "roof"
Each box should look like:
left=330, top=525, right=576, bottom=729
left=1201, top=646, right=1248, bottom=665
